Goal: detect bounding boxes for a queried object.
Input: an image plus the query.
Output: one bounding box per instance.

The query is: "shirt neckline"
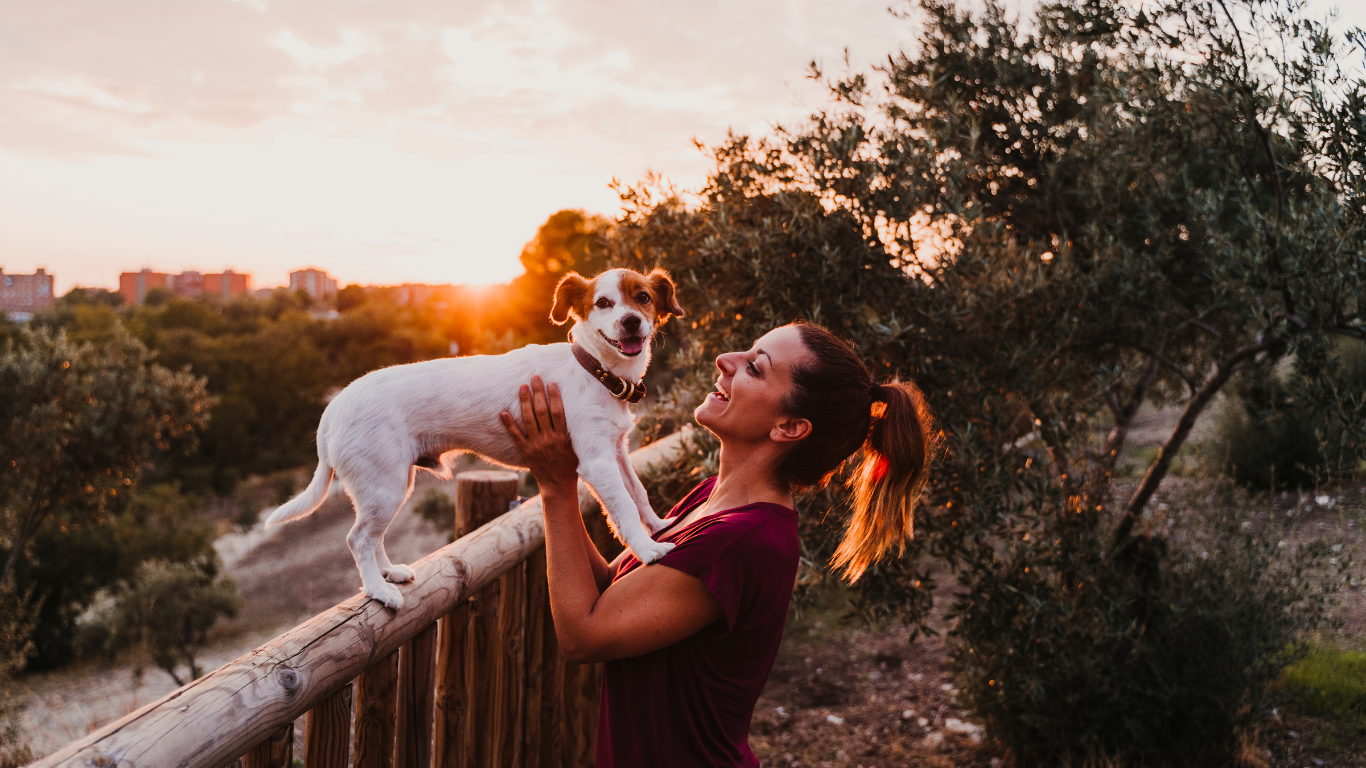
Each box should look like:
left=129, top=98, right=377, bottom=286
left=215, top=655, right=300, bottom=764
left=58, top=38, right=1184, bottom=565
left=655, top=478, right=798, bottom=541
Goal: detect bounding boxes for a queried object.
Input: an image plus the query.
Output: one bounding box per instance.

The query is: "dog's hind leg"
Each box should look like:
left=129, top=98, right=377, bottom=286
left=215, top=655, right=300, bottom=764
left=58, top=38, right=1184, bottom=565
left=343, top=465, right=417, bottom=610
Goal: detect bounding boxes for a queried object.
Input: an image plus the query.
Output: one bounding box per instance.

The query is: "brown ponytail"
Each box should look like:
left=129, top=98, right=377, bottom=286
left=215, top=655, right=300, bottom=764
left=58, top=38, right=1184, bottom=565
left=779, top=324, right=937, bottom=582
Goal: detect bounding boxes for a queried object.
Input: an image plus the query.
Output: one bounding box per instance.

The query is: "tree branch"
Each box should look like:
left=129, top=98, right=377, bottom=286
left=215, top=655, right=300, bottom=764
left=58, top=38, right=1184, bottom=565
left=1103, top=352, right=1163, bottom=460
left=1113, top=338, right=1271, bottom=546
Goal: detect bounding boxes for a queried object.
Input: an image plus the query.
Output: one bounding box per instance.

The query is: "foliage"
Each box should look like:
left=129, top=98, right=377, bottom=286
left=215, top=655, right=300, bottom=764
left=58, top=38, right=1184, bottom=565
left=949, top=483, right=1348, bottom=764
left=1280, top=646, right=1366, bottom=731
left=609, top=0, right=1366, bottom=761
left=1215, top=340, right=1366, bottom=489
left=413, top=487, right=456, bottom=539
left=20, top=482, right=218, bottom=669
left=81, top=557, right=241, bottom=686
left=0, top=582, right=37, bottom=768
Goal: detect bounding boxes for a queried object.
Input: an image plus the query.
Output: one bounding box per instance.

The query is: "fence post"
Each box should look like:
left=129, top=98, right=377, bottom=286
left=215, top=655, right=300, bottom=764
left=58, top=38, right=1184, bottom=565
left=304, top=683, right=352, bottom=768
left=395, top=624, right=438, bottom=768
left=453, top=470, right=520, bottom=767
left=240, top=722, right=293, bottom=768
left=353, top=650, right=399, bottom=768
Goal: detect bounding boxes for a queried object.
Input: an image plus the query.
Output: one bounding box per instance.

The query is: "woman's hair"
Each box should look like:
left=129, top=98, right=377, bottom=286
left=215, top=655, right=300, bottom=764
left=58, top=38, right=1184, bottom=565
left=780, top=323, right=937, bottom=582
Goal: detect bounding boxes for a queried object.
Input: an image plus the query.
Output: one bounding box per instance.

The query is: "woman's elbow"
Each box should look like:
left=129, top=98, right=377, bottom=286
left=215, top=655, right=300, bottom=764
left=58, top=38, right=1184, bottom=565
left=558, top=634, right=612, bottom=664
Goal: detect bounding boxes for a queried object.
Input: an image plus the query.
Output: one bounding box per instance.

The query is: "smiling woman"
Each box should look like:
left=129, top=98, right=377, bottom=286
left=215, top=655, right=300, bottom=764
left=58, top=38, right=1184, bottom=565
left=505, top=321, right=935, bottom=767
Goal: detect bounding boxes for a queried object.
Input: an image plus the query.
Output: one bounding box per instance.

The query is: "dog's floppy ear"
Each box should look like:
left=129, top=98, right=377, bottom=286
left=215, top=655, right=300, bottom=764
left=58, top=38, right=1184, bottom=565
left=550, top=272, right=591, bottom=326
left=648, top=268, right=685, bottom=321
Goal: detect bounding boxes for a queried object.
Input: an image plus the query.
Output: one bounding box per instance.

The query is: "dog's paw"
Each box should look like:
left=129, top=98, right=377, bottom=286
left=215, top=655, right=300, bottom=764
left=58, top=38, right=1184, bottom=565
left=383, top=564, right=416, bottom=583
left=634, top=540, right=677, bottom=565
left=364, top=581, right=405, bottom=610
left=641, top=513, right=671, bottom=535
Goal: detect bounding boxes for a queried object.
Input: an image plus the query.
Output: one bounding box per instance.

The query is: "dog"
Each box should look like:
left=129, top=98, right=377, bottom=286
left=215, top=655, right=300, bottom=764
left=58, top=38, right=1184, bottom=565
left=265, top=268, right=685, bottom=610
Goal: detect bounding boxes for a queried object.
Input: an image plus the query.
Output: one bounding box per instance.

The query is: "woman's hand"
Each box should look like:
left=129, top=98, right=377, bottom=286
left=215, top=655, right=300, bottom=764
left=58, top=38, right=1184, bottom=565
left=501, top=376, right=579, bottom=497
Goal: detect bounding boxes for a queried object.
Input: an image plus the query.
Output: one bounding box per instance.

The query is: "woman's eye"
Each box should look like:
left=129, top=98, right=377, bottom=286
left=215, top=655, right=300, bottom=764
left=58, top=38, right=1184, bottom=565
left=747, top=361, right=760, bottom=376
left=595, top=297, right=612, bottom=309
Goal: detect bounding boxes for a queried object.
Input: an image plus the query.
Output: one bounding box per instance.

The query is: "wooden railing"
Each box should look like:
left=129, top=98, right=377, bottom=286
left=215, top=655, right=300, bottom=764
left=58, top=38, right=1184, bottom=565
left=30, top=430, right=689, bottom=768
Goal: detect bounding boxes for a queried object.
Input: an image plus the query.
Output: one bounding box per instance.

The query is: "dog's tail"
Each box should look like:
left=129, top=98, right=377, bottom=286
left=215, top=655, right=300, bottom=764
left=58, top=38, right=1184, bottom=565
left=265, top=458, right=334, bottom=527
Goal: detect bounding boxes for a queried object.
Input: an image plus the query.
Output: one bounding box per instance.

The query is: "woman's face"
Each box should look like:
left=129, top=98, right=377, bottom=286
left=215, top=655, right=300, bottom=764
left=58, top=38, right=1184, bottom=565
left=695, top=324, right=811, bottom=445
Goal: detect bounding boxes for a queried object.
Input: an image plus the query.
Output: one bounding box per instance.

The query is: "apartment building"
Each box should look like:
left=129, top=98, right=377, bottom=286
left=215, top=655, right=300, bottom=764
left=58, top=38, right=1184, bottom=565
left=0, top=268, right=55, bottom=320
left=289, top=268, right=338, bottom=301
left=118, top=268, right=251, bottom=304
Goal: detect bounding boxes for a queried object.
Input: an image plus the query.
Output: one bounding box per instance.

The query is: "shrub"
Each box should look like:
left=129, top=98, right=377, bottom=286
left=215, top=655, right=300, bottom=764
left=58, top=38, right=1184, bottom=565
left=0, top=582, right=37, bottom=768
left=80, top=557, right=240, bottom=686
left=413, top=487, right=456, bottom=540
left=949, top=484, right=1351, bottom=765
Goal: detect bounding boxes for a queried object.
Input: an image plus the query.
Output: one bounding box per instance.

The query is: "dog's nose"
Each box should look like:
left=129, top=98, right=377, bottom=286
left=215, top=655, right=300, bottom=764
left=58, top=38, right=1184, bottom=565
left=622, top=314, right=642, bottom=333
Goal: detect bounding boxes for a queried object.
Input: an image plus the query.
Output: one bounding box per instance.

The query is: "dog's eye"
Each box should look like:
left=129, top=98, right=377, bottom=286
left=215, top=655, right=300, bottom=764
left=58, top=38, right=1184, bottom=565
left=595, top=297, right=612, bottom=309
left=636, top=292, right=651, bottom=304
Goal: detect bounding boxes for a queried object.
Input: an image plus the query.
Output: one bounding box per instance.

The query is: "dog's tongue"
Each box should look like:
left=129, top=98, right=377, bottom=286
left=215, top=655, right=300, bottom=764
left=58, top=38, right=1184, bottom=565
left=620, top=336, right=646, bottom=355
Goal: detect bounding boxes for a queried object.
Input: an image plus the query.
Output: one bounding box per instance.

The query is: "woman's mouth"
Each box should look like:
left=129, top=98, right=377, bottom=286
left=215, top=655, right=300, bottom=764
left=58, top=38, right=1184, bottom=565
left=711, top=381, right=730, bottom=402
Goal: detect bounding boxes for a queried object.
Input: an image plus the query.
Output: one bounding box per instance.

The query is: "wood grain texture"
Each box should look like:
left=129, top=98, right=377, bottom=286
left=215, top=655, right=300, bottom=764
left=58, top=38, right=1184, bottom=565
left=395, top=624, right=437, bottom=768
left=432, top=604, right=469, bottom=768
left=31, top=430, right=689, bottom=768
left=240, top=722, right=292, bottom=768
left=521, top=548, right=551, bottom=768
left=304, top=684, right=351, bottom=768
left=353, top=651, right=398, bottom=768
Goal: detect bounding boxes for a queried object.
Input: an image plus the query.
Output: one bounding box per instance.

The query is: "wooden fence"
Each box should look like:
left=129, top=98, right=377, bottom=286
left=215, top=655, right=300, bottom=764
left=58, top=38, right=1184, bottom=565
left=29, top=430, right=688, bottom=768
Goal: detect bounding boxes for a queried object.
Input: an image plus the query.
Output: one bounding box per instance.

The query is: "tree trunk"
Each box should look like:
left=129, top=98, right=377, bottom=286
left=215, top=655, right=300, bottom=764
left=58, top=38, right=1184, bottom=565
left=1112, top=339, right=1269, bottom=545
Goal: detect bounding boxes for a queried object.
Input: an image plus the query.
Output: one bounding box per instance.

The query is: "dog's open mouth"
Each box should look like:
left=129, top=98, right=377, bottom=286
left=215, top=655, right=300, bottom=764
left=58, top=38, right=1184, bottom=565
left=600, top=330, right=646, bottom=357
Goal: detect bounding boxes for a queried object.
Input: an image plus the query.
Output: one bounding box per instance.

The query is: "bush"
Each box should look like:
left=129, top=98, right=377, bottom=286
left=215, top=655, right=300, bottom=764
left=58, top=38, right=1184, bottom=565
left=80, top=557, right=240, bottom=686
left=413, top=487, right=456, bottom=541
left=0, top=582, right=37, bottom=768
left=949, top=484, right=1351, bottom=765
left=1213, top=340, right=1366, bottom=489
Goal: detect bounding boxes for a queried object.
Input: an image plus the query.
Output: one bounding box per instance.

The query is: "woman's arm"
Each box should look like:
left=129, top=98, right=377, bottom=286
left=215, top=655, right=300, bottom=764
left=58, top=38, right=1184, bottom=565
left=503, top=378, right=722, bottom=662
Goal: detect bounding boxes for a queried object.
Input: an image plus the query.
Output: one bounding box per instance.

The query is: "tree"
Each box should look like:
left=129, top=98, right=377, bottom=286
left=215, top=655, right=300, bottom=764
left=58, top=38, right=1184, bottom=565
left=0, top=327, right=210, bottom=587
left=83, top=558, right=240, bottom=686
left=611, top=0, right=1364, bottom=760
left=498, top=210, right=613, bottom=344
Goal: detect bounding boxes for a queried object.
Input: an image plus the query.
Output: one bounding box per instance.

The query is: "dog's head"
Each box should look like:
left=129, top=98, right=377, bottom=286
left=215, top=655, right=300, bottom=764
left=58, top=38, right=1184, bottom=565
left=550, top=268, right=685, bottom=361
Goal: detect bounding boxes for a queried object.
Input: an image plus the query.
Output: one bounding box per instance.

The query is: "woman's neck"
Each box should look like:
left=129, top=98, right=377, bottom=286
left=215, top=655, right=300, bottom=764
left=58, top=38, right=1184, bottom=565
left=700, top=440, right=795, bottom=515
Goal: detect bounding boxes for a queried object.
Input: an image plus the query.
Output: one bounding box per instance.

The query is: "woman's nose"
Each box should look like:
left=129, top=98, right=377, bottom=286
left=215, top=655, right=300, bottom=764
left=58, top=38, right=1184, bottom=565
left=715, top=352, right=737, bottom=374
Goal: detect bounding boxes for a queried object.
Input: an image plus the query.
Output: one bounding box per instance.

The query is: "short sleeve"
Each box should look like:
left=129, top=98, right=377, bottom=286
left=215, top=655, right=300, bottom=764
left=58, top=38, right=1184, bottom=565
left=656, top=516, right=769, bottom=636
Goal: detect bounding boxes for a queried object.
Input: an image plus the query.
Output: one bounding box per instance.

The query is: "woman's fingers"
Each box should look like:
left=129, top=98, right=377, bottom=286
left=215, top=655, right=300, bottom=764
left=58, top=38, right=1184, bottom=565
left=547, top=383, right=566, bottom=431
left=530, top=376, right=553, bottom=432
left=518, top=383, right=539, bottom=435
left=500, top=411, right=527, bottom=445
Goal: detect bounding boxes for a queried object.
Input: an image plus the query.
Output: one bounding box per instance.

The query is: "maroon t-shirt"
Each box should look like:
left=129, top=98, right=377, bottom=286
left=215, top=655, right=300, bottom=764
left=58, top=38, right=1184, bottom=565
left=597, top=477, right=800, bottom=767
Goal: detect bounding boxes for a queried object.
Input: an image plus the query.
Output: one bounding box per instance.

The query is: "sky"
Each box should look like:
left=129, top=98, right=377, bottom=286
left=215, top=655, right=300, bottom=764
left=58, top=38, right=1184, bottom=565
left=1, top=0, right=1361, bottom=294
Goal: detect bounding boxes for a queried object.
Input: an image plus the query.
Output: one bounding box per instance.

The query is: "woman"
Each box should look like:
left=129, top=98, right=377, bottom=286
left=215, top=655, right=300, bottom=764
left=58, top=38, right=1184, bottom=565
left=501, top=322, right=935, bottom=767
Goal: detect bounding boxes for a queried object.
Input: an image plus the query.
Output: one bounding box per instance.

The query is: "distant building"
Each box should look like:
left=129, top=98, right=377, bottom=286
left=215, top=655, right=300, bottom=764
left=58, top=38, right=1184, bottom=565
left=118, top=268, right=252, bottom=304
left=0, top=267, right=55, bottom=320
left=289, top=268, right=338, bottom=301
left=391, top=283, right=456, bottom=306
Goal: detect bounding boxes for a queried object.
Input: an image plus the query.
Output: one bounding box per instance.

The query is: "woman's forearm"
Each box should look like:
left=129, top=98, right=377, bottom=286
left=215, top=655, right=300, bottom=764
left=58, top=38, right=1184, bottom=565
left=541, top=479, right=609, bottom=656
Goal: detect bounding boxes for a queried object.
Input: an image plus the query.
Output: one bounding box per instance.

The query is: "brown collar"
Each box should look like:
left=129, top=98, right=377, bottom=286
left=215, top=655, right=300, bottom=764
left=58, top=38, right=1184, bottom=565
left=571, top=343, right=647, bottom=403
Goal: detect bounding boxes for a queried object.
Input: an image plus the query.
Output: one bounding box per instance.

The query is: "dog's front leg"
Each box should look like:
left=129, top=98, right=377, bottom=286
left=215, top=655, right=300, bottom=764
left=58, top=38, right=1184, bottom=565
left=616, top=439, right=669, bottom=535
left=578, top=455, right=675, bottom=564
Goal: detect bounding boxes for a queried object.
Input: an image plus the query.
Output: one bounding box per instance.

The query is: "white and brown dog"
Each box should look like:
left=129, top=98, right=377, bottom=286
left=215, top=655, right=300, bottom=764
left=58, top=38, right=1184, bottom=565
left=265, top=268, right=684, bottom=609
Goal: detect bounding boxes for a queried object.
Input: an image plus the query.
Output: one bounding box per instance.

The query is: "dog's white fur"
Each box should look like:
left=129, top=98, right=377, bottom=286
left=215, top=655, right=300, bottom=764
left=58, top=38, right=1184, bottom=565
left=265, top=268, right=681, bottom=610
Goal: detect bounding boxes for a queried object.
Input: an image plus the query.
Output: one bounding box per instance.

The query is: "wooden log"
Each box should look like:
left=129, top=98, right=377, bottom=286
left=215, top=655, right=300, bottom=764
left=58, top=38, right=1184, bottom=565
left=433, top=602, right=469, bottom=768
left=455, top=471, right=520, bottom=768
left=240, top=722, right=292, bottom=768
left=353, top=650, right=399, bottom=768
left=395, top=623, right=437, bottom=768
left=31, top=430, right=690, bottom=768
left=304, top=683, right=351, bottom=768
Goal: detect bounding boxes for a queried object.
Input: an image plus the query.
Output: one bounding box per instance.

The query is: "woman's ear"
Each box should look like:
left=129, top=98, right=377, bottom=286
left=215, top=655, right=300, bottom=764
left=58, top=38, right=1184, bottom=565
left=648, top=268, right=685, bottom=321
left=550, top=272, right=590, bottom=325
left=771, top=416, right=812, bottom=444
